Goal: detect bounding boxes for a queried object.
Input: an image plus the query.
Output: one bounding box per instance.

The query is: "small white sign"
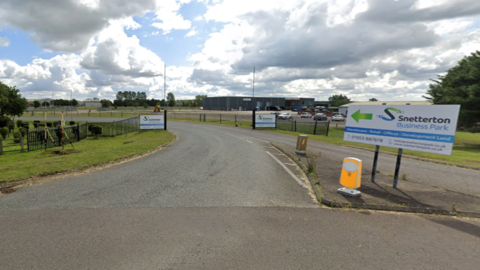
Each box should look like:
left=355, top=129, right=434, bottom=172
left=344, top=105, right=460, bottom=155
left=140, top=115, right=164, bottom=129
left=256, top=114, right=276, bottom=128
left=243, top=98, right=251, bottom=101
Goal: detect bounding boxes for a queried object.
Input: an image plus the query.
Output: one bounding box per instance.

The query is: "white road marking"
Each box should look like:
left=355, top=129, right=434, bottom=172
left=248, top=137, right=270, bottom=143
left=266, top=151, right=309, bottom=189
left=225, top=133, right=253, bottom=143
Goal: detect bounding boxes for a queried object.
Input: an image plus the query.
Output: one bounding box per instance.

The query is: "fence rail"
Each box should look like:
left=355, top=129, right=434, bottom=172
left=25, top=116, right=141, bottom=152
left=0, top=137, right=26, bottom=154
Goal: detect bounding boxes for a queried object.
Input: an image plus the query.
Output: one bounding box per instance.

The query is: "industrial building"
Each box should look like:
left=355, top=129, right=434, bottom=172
left=203, top=96, right=315, bottom=111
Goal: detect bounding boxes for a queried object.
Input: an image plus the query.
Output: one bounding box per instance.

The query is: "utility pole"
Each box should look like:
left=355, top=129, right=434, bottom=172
left=252, top=66, right=255, bottom=110
left=164, top=64, right=166, bottom=110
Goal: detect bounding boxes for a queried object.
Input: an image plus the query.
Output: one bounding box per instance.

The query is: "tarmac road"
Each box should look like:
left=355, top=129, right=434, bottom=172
left=2, top=120, right=480, bottom=269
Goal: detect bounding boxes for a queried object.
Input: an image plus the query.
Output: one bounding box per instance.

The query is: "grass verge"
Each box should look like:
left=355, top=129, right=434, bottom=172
left=0, top=130, right=173, bottom=183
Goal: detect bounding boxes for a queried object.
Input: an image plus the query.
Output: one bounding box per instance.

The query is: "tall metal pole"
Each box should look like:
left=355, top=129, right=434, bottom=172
left=164, top=64, right=166, bottom=110
left=252, top=66, right=255, bottom=110
left=70, top=90, right=73, bottom=121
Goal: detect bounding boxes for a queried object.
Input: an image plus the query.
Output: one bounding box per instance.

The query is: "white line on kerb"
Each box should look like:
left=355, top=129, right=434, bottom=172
left=266, top=151, right=309, bottom=189
left=225, top=133, right=253, bottom=143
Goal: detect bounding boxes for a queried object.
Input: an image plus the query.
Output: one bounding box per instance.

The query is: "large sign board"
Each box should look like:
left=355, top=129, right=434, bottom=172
left=140, top=115, right=164, bottom=129
left=255, top=114, right=276, bottom=128
left=344, top=105, right=460, bottom=155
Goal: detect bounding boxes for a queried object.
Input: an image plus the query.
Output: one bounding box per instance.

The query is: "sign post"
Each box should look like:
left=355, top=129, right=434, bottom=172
left=255, top=114, right=276, bottom=128
left=140, top=115, right=165, bottom=130
left=344, top=105, right=460, bottom=188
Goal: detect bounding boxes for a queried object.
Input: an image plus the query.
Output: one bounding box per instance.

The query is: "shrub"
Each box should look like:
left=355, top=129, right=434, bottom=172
left=19, top=127, right=27, bottom=137
left=46, top=122, right=53, bottom=127
left=53, top=121, right=61, bottom=127
left=22, top=122, right=30, bottom=129
left=33, top=120, right=40, bottom=124
left=69, top=121, right=75, bottom=125
left=0, top=116, right=9, bottom=128
left=33, top=122, right=39, bottom=128
left=7, top=121, right=14, bottom=132
left=13, top=131, right=21, bottom=143
left=0, top=127, right=7, bottom=139
left=90, top=125, right=102, bottom=138
left=16, top=120, right=23, bottom=128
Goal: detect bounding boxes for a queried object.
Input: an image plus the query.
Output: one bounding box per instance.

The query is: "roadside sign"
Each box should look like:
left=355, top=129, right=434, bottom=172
left=344, top=105, right=460, bottom=155
left=140, top=115, right=164, bottom=129
left=255, top=114, right=276, bottom=128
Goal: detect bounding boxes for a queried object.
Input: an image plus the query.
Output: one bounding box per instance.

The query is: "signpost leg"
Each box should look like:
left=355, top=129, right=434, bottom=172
left=393, top=148, right=403, bottom=188
left=371, top=145, right=380, bottom=183
left=252, top=110, right=256, bottom=129
left=164, top=110, right=167, bottom=130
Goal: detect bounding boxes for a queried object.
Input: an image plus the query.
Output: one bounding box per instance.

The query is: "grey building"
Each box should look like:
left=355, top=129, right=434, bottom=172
left=203, top=96, right=314, bottom=111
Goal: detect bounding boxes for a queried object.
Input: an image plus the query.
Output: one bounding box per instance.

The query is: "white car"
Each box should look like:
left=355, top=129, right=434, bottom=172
left=300, top=112, right=310, bottom=118
left=278, top=113, right=292, bottom=120
left=332, top=114, right=345, bottom=121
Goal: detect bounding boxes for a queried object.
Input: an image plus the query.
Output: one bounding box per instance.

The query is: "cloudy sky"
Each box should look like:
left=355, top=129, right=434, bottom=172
left=1, top=0, right=480, bottom=102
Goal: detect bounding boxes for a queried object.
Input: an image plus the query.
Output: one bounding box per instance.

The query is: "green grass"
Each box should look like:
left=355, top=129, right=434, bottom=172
left=270, top=126, right=480, bottom=168
left=169, top=117, right=480, bottom=168
left=0, top=130, right=173, bottom=183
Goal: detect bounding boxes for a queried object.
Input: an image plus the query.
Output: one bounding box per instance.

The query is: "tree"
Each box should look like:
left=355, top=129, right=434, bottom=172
left=42, top=101, right=50, bottom=107
left=195, top=95, right=207, bottom=108
left=100, top=99, right=111, bottom=107
left=426, top=51, right=480, bottom=129
left=71, top=99, right=78, bottom=106
left=33, top=100, right=41, bottom=108
left=0, top=82, right=29, bottom=118
left=167, top=92, right=175, bottom=107
left=369, top=98, right=378, bottom=102
left=328, top=94, right=351, bottom=107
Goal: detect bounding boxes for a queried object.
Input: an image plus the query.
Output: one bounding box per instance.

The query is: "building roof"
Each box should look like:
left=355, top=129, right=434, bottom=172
left=339, top=101, right=432, bottom=107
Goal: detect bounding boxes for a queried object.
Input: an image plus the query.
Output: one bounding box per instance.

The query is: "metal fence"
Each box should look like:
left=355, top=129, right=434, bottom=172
left=27, top=123, right=88, bottom=151
left=276, top=120, right=330, bottom=136
left=86, top=116, right=140, bottom=137
left=26, top=116, right=140, bottom=151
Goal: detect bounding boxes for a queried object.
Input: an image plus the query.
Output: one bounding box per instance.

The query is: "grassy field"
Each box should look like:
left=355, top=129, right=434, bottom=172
left=0, top=130, right=174, bottom=183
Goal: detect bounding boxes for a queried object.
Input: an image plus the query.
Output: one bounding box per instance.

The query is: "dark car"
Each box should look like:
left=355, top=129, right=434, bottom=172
left=313, top=113, right=327, bottom=121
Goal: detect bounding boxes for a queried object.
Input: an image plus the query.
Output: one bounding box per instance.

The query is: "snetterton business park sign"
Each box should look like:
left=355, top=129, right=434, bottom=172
left=344, top=105, right=460, bottom=155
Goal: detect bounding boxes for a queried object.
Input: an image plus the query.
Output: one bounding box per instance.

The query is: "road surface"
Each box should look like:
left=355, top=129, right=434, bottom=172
left=2, top=120, right=479, bottom=269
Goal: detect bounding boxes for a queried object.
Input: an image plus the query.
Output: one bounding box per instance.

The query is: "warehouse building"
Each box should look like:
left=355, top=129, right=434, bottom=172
left=203, top=96, right=314, bottom=111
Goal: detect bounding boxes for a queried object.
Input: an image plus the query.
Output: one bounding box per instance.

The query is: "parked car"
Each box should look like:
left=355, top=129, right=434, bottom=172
left=270, top=111, right=280, bottom=116
left=331, top=114, right=345, bottom=121
left=313, top=113, right=327, bottom=121
left=300, top=112, right=310, bottom=118
left=278, top=113, right=292, bottom=120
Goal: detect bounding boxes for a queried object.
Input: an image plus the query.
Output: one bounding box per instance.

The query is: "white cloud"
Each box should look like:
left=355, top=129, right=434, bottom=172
left=0, top=37, right=9, bottom=47
left=151, top=0, right=192, bottom=34
left=185, top=27, right=197, bottom=37
left=0, top=0, right=157, bottom=52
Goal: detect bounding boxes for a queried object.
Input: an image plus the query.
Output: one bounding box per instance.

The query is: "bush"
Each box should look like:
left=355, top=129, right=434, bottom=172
left=0, top=127, right=7, bottom=139
left=16, top=120, right=23, bottom=128
left=90, top=125, right=102, bottom=138
left=0, top=116, right=9, bottom=128
left=7, top=121, right=14, bottom=132
left=33, top=122, right=39, bottom=128
left=22, top=122, right=30, bottom=129
left=19, top=127, right=27, bottom=137
left=33, top=120, right=40, bottom=124
left=69, top=121, right=75, bottom=125
left=53, top=121, right=60, bottom=127
left=13, top=131, right=21, bottom=143
left=46, top=122, right=53, bottom=127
